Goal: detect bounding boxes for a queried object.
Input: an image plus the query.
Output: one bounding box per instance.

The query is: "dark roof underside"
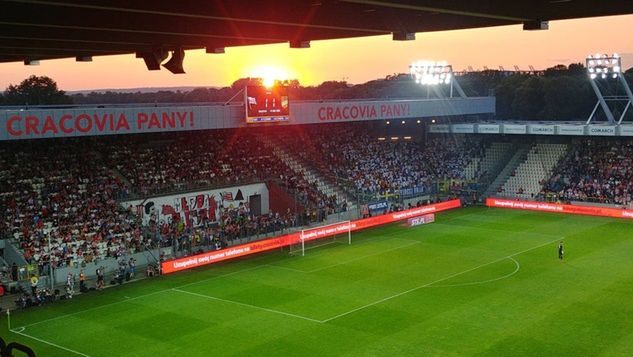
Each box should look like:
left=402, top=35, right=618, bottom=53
left=1, top=0, right=632, bottom=63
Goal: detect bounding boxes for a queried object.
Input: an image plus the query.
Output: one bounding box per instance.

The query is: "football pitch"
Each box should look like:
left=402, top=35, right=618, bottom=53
left=3, top=206, right=633, bottom=356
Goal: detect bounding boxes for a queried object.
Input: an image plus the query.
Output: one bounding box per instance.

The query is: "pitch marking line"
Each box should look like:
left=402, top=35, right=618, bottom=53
left=321, top=237, right=562, bottom=323
left=16, top=231, right=409, bottom=330
left=430, top=257, right=520, bottom=288
left=10, top=328, right=91, bottom=357
left=13, top=225, right=559, bottom=347
left=171, top=288, right=323, bottom=323
left=16, top=264, right=268, bottom=330
left=269, top=240, right=421, bottom=273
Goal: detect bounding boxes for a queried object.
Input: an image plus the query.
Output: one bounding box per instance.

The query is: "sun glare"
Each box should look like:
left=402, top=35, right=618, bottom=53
left=249, top=66, right=291, bottom=87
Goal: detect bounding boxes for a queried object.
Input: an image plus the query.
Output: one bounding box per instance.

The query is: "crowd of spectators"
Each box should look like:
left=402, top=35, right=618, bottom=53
left=109, top=131, right=297, bottom=195
left=0, top=140, right=143, bottom=275
left=1, top=126, right=487, bottom=278
left=0, top=130, right=337, bottom=273
left=109, top=130, right=334, bottom=215
left=273, top=124, right=484, bottom=198
left=147, top=203, right=297, bottom=257
left=540, top=139, right=633, bottom=205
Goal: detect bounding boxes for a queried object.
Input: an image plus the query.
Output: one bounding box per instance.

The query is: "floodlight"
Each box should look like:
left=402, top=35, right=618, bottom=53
left=586, top=53, right=621, bottom=80
left=585, top=52, right=633, bottom=125
left=410, top=60, right=453, bottom=86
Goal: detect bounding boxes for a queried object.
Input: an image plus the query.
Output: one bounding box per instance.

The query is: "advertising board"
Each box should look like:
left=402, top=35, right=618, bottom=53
left=162, top=199, right=461, bottom=273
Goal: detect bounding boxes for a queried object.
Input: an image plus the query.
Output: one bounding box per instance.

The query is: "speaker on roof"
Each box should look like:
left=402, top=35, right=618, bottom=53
left=137, top=49, right=168, bottom=71
left=162, top=48, right=186, bottom=74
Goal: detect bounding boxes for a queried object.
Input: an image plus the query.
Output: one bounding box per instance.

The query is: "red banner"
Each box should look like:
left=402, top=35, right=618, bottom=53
left=486, top=198, right=633, bottom=219
left=161, top=199, right=461, bottom=274
left=317, top=103, right=411, bottom=121
left=4, top=110, right=195, bottom=138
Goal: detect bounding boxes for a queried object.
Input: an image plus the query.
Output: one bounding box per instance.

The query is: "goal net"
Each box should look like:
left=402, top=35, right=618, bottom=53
left=289, top=220, right=352, bottom=256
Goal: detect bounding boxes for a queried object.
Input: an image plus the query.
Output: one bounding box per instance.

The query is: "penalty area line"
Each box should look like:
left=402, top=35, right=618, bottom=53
left=321, top=236, right=563, bottom=323
left=19, top=264, right=268, bottom=330
left=171, top=288, right=324, bottom=324
left=268, top=240, right=421, bottom=273
left=11, top=327, right=91, bottom=357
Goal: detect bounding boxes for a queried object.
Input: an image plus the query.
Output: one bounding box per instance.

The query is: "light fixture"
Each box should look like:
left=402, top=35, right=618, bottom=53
left=163, top=48, right=186, bottom=74
left=290, top=40, right=310, bottom=49
left=410, top=60, right=453, bottom=85
left=206, top=47, right=225, bottom=54
left=586, top=53, right=621, bottom=80
left=137, top=49, right=168, bottom=71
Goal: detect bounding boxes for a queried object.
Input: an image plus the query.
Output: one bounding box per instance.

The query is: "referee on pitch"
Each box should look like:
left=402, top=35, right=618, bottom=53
left=558, top=241, right=564, bottom=261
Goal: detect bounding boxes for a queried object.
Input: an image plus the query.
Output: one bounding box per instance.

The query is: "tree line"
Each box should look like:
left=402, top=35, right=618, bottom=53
left=1, top=64, right=632, bottom=121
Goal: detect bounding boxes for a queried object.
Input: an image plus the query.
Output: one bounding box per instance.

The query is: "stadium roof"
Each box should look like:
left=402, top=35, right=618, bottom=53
left=1, top=0, right=633, bottom=66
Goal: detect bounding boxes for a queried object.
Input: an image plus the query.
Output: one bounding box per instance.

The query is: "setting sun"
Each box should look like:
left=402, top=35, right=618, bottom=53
left=248, top=65, right=292, bottom=87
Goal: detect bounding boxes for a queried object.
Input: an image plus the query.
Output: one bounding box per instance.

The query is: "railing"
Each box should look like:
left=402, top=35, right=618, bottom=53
left=536, top=192, right=629, bottom=206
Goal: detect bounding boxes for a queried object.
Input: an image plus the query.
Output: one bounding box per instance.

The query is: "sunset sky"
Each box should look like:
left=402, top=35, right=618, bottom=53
left=0, top=14, right=631, bottom=92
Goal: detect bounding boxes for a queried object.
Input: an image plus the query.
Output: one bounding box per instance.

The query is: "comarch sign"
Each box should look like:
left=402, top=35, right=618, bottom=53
left=477, top=124, right=500, bottom=134
left=428, top=124, right=450, bottom=133
left=528, top=124, right=555, bottom=135
left=502, top=124, right=527, bottom=134
left=619, top=126, right=633, bottom=136
left=557, top=125, right=586, bottom=136
left=588, top=125, right=616, bottom=136
left=451, top=123, right=475, bottom=134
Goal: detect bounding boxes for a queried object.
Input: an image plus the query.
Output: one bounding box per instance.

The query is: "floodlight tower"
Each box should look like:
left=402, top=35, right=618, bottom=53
left=409, top=61, right=467, bottom=98
left=586, top=53, right=633, bottom=124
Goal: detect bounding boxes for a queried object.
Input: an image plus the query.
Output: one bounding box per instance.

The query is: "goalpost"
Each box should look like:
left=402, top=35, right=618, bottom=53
left=289, top=220, right=352, bottom=256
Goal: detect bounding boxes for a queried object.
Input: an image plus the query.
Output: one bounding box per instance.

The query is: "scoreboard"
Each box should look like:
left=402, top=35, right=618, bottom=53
left=245, top=85, right=290, bottom=123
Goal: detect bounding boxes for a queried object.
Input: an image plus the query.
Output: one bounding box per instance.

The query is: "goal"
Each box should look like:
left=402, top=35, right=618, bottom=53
left=289, top=220, right=352, bottom=256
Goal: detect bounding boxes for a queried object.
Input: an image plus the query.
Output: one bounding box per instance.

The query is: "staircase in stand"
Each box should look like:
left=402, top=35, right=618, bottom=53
left=497, top=142, right=568, bottom=200
left=482, top=142, right=529, bottom=198
left=259, top=138, right=357, bottom=214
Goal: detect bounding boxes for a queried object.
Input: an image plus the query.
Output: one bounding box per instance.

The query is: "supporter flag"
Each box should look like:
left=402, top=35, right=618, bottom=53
left=235, top=189, right=244, bottom=201
left=179, top=197, right=189, bottom=212
left=222, top=192, right=234, bottom=201
left=162, top=204, right=179, bottom=220
left=208, top=195, right=218, bottom=222
left=195, top=194, right=205, bottom=209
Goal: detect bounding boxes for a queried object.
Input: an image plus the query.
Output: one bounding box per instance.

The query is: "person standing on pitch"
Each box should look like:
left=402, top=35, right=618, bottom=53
left=558, top=241, right=564, bottom=261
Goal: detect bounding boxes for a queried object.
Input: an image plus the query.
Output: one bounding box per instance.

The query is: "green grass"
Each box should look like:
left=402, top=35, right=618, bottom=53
left=3, top=206, right=633, bottom=356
